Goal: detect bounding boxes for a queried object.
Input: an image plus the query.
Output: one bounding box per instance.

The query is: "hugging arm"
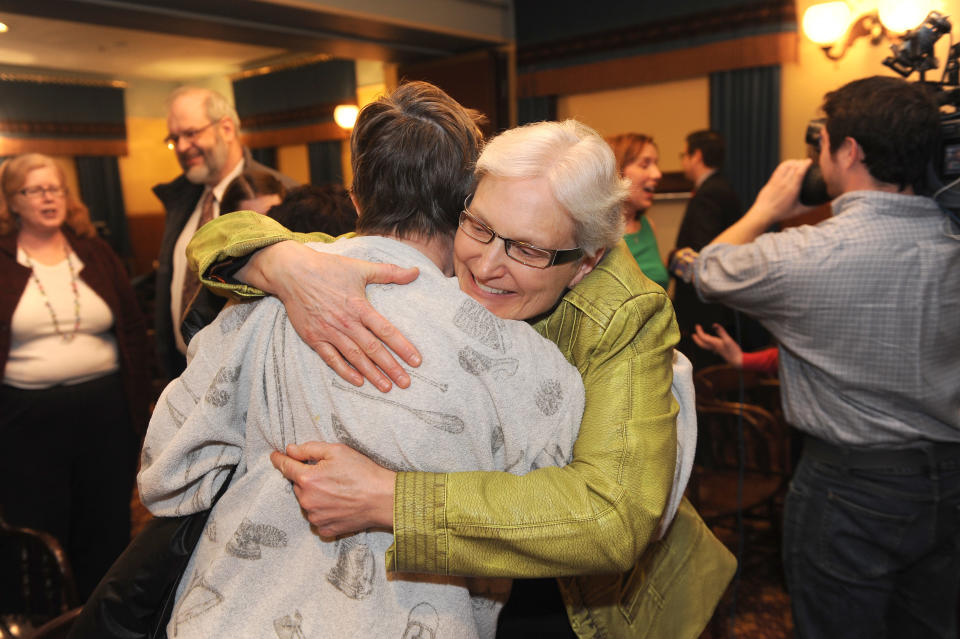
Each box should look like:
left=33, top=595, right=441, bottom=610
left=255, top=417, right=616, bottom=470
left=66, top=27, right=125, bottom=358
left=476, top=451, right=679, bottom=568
left=385, top=287, right=679, bottom=577
left=186, top=211, right=422, bottom=391
left=274, top=251, right=680, bottom=577
left=137, top=308, right=250, bottom=517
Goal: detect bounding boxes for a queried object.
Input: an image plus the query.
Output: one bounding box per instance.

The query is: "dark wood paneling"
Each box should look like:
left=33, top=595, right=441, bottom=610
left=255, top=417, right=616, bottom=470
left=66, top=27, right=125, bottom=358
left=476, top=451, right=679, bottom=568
left=398, top=49, right=511, bottom=135
left=0, top=137, right=128, bottom=156
left=240, top=122, right=348, bottom=148
left=517, top=0, right=795, bottom=67
left=127, top=212, right=166, bottom=277
left=518, top=32, right=797, bottom=98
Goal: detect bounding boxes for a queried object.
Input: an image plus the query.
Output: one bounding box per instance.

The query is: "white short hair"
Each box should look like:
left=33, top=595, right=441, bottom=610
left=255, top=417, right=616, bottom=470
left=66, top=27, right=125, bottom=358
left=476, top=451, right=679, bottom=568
left=475, top=120, right=628, bottom=254
left=167, top=86, right=240, bottom=130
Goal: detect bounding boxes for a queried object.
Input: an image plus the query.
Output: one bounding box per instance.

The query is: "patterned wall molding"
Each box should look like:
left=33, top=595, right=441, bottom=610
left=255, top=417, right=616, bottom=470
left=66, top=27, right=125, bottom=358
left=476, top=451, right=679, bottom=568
left=518, top=32, right=797, bottom=98
left=517, top=0, right=795, bottom=69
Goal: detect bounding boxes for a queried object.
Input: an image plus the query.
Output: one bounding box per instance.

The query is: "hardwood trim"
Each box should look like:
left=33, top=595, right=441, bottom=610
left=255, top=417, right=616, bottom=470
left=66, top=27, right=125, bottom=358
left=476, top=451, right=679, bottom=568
left=518, top=32, right=797, bottom=98
left=127, top=211, right=166, bottom=277
left=517, top=1, right=794, bottom=68
left=240, top=122, right=349, bottom=148
left=0, top=137, right=128, bottom=156
left=0, top=120, right=126, bottom=137
left=0, top=72, right=126, bottom=88
left=659, top=171, right=695, bottom=194
left=240, top=102, right=346, bottom=131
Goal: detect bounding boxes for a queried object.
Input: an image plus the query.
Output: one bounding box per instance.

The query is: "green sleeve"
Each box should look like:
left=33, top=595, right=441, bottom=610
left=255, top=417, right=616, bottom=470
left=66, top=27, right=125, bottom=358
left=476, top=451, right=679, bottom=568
left=185, top=210, right=335, bottom=298
left=388, top=268, right=679, bottom=578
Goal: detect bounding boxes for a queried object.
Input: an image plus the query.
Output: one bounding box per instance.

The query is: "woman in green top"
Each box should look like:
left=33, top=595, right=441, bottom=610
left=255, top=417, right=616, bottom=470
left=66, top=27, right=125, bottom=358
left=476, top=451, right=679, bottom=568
left=606, top=133, right=670, bottom=290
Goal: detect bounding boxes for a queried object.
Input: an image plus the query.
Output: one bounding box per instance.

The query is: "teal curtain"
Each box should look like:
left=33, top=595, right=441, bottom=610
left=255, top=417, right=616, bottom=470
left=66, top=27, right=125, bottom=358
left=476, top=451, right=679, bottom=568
left=710, top=65, right=780, bottom=207
left=308, top=141, right=343, bottom=186
left=75, top=156, right=131, bottom=258
left=250, top=147, right=278, bottom=170
left=518, top=96, right=557, bottom=125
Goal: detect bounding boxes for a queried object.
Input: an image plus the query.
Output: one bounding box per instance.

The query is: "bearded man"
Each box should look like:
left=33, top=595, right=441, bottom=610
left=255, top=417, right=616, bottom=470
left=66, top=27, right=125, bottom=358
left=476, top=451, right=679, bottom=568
left=153, top=87, right=296, bottom=377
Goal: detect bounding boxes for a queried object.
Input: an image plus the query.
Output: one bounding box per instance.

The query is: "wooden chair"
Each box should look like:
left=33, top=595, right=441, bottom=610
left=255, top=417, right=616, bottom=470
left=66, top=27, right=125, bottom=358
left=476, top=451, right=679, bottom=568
left=0, top=512, right=79, bottom=637
left=687, top=399, right=792, bottom=561
left=694, top=363, right=784, bottom=424
left=29, top=608, right=81, bottom=639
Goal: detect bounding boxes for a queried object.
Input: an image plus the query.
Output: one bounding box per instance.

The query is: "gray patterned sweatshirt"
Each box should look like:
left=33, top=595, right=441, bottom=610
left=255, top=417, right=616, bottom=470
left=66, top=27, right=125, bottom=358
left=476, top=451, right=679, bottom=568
left=138, top=236, right=584, bottom=639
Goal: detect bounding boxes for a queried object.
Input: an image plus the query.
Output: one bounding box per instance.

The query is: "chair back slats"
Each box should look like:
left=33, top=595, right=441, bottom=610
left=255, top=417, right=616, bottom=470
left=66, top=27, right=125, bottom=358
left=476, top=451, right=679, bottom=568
left=0, top=514, right=79, bottom=636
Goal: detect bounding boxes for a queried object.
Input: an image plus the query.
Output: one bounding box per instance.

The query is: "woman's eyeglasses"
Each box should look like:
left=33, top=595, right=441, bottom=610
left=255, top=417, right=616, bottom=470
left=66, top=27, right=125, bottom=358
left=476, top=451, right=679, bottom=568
left=19, top=185, right=66, bottom=199
left=459, top=195, right=584, bottom=269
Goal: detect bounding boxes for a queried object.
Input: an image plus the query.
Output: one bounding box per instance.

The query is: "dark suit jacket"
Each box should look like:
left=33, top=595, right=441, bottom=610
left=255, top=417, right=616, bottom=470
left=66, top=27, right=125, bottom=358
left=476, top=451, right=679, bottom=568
left=152, top=149, right=297, bottom=379
left=672, top=172, right=742, bottom=334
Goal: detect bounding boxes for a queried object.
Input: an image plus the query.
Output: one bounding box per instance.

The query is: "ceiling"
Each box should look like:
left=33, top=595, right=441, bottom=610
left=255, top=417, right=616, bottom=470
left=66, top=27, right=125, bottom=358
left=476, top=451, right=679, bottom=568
left=0, top=0, right=512, bottom=81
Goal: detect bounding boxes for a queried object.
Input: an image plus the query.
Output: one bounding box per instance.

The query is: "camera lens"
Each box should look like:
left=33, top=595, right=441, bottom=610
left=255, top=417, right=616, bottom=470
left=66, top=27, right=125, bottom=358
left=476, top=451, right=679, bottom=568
left=799, top=164, right=830, bottom=206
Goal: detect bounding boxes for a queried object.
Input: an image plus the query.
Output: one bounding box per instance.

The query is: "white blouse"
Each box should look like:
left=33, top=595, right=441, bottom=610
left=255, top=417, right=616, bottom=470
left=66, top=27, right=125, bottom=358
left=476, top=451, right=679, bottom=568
left=5, top=247, right=119, bottom=389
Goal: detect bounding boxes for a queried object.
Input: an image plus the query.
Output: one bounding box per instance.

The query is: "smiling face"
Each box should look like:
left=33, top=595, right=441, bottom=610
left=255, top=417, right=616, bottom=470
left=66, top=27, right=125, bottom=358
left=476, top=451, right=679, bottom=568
left=167, top=92, right=231, bottom=185
left=453, top=175, right=602, bottom=321
left=12, top=166, right=67, bottom=236
left=621, top=142, right=662, bottom=212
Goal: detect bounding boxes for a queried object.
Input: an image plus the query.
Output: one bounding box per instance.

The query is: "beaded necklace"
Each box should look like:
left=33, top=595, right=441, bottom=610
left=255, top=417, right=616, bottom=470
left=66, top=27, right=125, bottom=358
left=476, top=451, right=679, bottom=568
left=21, top=242, right=81, bottom=341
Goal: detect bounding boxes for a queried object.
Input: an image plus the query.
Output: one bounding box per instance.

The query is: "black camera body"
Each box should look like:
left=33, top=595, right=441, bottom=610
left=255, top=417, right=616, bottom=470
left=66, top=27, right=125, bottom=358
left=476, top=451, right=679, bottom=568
left=800, top=11, right=960, bottom=208
left=939, top=113, right=960, bottom=179
left=800, top=120, right=829, bottom=206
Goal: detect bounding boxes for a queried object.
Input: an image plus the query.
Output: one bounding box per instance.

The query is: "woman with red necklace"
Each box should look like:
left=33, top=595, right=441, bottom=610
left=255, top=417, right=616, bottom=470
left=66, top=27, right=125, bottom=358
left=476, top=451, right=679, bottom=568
left=0, top=153, right=151, bottom=601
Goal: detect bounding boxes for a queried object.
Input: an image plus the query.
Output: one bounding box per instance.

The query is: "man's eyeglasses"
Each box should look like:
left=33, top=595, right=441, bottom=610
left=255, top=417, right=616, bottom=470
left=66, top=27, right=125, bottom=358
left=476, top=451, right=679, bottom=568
left=19, top=185, right=66, bottom=199
left=459, top=195, right=584, bottom=269
left=164, top=120, right=218, bottom=149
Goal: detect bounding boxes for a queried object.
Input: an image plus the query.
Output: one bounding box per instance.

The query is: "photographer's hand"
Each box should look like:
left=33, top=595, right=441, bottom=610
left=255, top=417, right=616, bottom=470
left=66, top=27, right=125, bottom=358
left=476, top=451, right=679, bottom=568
left=237, top=241, right=421, bottom=391
left=711, top=159, right=814, bottom=246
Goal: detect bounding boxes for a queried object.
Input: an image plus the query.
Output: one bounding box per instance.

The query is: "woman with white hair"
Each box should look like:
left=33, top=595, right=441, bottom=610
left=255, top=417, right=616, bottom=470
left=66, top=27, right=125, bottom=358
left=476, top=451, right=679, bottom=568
left=186, top=115, right=734, bottom=638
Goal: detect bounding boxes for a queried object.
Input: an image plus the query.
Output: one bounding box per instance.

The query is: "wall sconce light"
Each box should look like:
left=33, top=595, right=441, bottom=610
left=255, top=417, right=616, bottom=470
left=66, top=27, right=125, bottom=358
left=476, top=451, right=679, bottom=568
left=802, top=1, right=938, bottom=60
left=333, top=104, right=359, bottom=130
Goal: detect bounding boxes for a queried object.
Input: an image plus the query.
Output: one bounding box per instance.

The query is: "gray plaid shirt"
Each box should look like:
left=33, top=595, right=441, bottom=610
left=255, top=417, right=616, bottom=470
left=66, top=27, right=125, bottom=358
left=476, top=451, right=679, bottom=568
left=696, top=190, right=960, bottom=447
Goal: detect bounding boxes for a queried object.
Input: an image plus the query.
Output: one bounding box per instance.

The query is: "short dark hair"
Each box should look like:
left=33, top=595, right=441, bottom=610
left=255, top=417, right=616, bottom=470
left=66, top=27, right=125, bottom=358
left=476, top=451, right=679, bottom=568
left=220, top=170, right=286, bottom=215
left=350, top=81, right=484, bottom=238
left=822, top=75, right=940, bottom=192
left=267, top=184, right=357, bottom=236
left=686, top=130, right=725, bottom=169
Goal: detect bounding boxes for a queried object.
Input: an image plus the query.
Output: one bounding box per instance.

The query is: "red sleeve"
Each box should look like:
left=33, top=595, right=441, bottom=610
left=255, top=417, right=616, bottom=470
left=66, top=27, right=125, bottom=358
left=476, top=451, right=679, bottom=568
left=741, top=347, right=778, bottom=375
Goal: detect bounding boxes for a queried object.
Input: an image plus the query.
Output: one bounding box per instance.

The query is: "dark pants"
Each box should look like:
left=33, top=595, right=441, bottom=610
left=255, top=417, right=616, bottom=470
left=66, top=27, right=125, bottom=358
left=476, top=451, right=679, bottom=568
left=496, top=578, right=576, bottom=638
left=783, top=436, right=960, bottom=639
left=0, top=373, right=138, bottom=601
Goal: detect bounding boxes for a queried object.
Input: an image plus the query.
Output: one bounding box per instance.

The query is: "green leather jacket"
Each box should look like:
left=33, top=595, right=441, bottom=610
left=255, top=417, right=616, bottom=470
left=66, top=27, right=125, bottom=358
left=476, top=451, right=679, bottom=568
left=187, top=212, right=735, bottom=638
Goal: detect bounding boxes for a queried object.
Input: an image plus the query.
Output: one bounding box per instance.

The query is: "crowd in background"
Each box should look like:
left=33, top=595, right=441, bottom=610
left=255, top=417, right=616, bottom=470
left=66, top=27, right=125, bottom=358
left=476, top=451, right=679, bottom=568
left=1, top=74, right=958, bottom=639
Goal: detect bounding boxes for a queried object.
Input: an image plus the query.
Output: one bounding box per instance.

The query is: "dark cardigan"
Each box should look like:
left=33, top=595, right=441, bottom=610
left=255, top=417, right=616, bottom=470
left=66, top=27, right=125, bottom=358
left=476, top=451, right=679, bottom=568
left=0, top=228, right=153, bottom=438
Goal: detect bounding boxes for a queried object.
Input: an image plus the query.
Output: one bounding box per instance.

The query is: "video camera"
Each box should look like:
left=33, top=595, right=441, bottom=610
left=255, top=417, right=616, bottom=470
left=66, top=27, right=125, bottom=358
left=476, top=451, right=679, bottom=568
left=800, top=11, right=960, bottom=209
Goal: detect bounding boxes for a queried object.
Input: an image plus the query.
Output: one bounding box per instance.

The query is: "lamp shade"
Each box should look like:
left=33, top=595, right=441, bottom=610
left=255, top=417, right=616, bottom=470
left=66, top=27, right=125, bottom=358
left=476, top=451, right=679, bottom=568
left=802, top=1, right=853, bottom=45
left=877, top=0, right=937, bottom=33
left=334, top=104, right=359, bottom=129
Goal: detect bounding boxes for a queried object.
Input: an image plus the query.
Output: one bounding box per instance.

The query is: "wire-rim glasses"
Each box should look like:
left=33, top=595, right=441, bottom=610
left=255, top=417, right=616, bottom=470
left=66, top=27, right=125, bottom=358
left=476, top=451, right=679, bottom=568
left=164, top=120, right=219, bottom=149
